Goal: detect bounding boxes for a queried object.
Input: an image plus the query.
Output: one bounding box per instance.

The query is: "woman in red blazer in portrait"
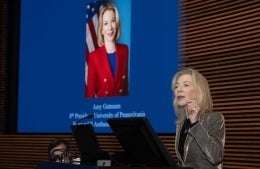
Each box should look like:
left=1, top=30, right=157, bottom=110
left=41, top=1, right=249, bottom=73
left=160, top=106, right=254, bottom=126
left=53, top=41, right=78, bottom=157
left=86, top=2, right=129, bottom=98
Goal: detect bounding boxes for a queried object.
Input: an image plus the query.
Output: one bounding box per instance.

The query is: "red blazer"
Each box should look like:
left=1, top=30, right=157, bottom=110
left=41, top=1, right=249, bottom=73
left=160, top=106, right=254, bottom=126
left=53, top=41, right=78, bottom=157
left=86, top=44, right=129, bottom=98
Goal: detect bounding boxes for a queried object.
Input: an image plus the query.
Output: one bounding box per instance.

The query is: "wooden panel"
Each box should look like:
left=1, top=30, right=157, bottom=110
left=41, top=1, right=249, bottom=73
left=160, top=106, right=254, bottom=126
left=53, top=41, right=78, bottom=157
left=0, top=134, right=175, bottom=169
left=179, top=0, right=260, bottom=168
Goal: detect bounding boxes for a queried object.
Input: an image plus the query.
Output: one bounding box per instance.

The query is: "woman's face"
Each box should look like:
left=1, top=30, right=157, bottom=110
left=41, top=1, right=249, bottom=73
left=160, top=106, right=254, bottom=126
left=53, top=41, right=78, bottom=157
left=174, top=74, right=197, bottom=107
left=102, top=9, right=117, bottom=43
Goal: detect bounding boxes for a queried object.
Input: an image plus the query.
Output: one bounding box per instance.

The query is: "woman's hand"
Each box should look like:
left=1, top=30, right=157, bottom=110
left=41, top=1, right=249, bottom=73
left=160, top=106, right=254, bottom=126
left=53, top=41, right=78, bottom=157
left=185, top=100, right=200, bottom=124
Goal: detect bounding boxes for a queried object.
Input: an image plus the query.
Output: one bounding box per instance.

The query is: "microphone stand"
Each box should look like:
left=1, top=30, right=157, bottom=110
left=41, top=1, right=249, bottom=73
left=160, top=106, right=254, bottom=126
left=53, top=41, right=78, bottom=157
left=71, top=113, right=94, bottom=138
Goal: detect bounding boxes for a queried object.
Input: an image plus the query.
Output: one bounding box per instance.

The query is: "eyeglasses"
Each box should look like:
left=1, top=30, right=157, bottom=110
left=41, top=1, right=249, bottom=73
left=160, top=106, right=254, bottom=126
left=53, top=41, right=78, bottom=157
left=51, top=149, right=70, bottom=163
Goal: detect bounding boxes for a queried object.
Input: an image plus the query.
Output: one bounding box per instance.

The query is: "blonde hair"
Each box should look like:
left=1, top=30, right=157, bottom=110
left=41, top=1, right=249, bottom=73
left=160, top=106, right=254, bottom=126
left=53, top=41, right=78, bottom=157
left=97, top=2, right=121, bottom=47
left=171, top=68, right=213, bottom=123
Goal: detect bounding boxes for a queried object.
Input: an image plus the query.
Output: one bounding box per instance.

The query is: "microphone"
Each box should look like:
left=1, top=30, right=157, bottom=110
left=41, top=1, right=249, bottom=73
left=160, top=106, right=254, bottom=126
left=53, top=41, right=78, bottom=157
left=76, top=113, right=94, bottom=124
left=71, top=113, right=94, bottom=136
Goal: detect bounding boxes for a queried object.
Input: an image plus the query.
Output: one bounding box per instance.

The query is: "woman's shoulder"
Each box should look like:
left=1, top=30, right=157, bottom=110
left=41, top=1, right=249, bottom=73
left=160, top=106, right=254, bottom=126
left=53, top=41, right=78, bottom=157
left=89, top=46, right=106, bottom=56
left=204, top=111, right=225, bottom=122
left=116, top=43, right=128, bottom=49
left=200, top=111, right=224, bottom=121
left=199, top=112, right=225, bottom=128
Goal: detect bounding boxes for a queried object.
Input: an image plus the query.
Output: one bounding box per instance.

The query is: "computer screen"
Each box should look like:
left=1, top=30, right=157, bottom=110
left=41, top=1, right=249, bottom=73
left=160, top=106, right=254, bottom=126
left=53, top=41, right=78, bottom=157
left=107, top=117, right=177, bottom=167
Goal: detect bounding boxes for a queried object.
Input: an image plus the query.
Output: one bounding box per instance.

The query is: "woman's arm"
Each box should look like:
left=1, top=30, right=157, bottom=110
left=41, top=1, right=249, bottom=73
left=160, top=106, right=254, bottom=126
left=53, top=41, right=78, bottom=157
left=189, top=112, right=225, bottom=165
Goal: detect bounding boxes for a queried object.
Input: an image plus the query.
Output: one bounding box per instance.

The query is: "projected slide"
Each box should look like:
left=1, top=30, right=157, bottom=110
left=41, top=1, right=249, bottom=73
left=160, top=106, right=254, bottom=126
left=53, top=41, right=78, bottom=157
left=17, top=0, right=179, bottom=133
